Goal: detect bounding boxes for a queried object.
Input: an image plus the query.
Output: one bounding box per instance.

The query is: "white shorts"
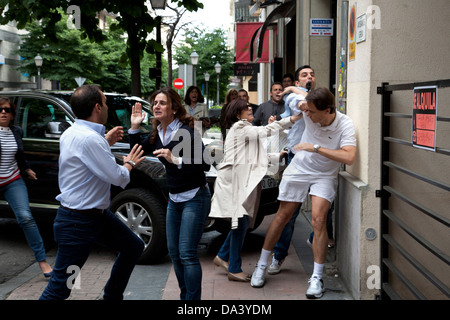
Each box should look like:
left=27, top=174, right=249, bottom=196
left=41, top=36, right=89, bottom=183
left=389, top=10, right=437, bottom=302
left=277, top=165, right=338, bottom=204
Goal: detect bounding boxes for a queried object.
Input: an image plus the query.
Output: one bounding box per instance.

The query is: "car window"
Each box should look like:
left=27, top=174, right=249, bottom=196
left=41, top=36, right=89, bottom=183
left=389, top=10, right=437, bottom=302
left=18, top=98, right=72, bottom=139
left=105, top=96, right=153, bottom=141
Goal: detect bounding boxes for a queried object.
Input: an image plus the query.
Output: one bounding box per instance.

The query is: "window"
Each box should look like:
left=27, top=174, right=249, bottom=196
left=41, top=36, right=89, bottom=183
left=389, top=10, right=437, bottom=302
left=104, top=96, right=153, bottom=142
left=18, top=98, right=71, bottom=139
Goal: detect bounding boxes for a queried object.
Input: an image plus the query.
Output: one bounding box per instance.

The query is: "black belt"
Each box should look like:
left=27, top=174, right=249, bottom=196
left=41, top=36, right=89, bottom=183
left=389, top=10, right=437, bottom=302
left=61, top=206, right=104, bottom=215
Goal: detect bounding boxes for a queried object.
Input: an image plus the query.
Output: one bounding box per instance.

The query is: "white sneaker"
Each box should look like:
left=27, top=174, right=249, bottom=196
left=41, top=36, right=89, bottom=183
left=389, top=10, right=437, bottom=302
left=250, top=264, right=266, bottom=288
left=306, top=276, right=325, bottom=299
left=267, top=257, right=284, bottom=275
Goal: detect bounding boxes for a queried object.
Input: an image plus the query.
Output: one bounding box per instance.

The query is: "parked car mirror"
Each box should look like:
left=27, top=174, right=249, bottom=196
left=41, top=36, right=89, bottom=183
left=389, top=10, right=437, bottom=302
left=44, top=121, right=70, bottom=138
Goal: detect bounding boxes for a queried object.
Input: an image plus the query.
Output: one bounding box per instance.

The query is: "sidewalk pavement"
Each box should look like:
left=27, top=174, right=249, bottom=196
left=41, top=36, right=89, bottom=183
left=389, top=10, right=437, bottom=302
left=1, top=210, right=353, bottom=301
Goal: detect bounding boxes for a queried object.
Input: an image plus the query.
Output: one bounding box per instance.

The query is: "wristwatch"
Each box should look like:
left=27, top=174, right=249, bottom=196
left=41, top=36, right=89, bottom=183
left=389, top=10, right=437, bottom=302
left=125, top=160, right=136, bottom=168
left=313, top=144, right=321, bottom=153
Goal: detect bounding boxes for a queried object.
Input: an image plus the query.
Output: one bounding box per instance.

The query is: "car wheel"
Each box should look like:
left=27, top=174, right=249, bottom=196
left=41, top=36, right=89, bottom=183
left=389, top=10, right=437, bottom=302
left=110, top=188, right=167, bottom=264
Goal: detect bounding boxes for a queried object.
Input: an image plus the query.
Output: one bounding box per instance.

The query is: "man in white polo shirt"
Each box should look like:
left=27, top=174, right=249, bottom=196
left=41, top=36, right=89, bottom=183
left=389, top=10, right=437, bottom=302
left=251, top=87, right=357, bottom=299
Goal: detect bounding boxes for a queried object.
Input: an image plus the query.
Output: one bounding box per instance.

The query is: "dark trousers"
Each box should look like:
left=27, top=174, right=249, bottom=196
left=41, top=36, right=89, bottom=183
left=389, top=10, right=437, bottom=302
left=40, top=207, right=144, bottom=300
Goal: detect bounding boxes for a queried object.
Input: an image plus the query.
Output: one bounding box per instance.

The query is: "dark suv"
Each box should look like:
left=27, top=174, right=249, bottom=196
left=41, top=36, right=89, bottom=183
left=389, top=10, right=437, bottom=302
left=0, top=90, right=281, bottom=264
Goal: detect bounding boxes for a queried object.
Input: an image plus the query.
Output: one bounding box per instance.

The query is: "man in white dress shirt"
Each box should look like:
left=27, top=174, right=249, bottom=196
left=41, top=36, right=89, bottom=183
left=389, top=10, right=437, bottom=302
left=40, top=85, right=145, bottom=300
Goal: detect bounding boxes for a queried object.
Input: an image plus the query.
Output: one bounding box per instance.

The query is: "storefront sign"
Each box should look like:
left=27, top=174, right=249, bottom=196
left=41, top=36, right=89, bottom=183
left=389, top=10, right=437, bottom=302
left=234, top=63, right=260, bottom=76
left=356, top=14, right=366, bottom=43
left=412, top=86, right=437, bottom=151
left=310, top=19, right=334, bottom=36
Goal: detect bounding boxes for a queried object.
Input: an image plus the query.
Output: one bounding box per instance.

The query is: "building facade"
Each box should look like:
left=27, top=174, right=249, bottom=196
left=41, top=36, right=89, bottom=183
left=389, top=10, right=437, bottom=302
left=0, top=22, right=34, bottom=90
left=236, top=0, right=450, bottom=299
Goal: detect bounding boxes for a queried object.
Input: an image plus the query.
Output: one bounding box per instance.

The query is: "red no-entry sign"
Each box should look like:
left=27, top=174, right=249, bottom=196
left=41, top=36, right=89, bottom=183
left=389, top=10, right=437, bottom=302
left=173, top=78, right=184, bottom=90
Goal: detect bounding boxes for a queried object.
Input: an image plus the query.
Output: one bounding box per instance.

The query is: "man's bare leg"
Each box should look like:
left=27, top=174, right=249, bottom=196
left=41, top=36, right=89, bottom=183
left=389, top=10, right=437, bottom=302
left=306, top=195, right=331, bottom=299
left=262, top=201, right=300, bottom=251
left=251, top=201, right=299, bottom=287
left=311, top=196, right=330, bottom=265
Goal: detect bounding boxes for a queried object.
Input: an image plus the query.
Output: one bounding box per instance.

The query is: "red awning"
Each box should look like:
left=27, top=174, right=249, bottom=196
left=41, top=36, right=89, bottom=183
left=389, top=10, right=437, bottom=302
left=250, top=1, right=296, bottom=62
left=236, top=22, right=269, bottom=63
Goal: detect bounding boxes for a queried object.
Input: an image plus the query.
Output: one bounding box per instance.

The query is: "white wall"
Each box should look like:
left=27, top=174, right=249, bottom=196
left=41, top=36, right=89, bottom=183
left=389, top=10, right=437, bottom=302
left=337, top=0, right=450, bottom=299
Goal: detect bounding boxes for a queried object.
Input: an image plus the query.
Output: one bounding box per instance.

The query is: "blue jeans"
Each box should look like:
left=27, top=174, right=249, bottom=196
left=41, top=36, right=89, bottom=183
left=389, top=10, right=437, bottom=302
left=40, top=207, right=144, bottom=300
left=0, top=178, right=47, bottom=262
left=166, top=186, right=211, bottom=300
left=217, top=215, right=250, bottom=273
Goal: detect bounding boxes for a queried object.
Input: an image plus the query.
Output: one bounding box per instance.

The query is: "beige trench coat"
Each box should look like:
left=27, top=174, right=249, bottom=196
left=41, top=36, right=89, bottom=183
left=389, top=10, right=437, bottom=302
left=209, top=117, right=292, bottom=229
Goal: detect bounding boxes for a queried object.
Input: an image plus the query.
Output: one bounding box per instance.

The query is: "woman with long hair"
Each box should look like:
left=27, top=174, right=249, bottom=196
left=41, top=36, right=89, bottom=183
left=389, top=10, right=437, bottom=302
left=184, top=86, right=211, bottom=134
left=129, top=87, right=211, bottom=300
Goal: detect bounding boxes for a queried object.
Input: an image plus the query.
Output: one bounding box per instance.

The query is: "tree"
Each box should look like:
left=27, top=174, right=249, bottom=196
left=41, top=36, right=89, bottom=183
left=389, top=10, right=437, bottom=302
left=16, top=16, right=102, bottom=90
left=0, top=0, right=203, bottom=96
left=15, top=11, right=132, bottom=92
left=161, top=4, right=191, bottom=87
left=174, top=27, right=234, bottom=104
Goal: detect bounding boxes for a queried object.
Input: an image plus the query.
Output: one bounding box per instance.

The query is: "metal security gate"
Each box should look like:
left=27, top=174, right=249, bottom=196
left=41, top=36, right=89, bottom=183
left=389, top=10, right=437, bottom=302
left=378, top=80, right=450, bottom=300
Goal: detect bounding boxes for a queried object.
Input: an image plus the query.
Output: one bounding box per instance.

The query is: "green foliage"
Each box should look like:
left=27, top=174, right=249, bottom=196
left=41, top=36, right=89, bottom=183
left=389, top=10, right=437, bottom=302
left=16, top=11, right=133, bottom=92
left=0, top=0, right=203, bottom=95
left=175, top=0, right=203, bottom=11
left=16, top=13, right=170, bottom=96
left=174, top=27, right=234, bottom=104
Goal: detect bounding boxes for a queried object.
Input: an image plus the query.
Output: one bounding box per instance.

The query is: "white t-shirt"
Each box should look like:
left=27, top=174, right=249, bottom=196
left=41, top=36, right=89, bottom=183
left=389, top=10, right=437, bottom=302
left=290, top=110, right=356, bottom=178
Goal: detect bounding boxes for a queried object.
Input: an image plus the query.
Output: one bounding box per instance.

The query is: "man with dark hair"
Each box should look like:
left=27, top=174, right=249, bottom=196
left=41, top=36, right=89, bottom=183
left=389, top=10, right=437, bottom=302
left=252, top=82, right=285, bottom=126
left=69, top=84, right=104, bottom=119
left=280, top=65, right=315, bottom=119
left=251, top=87, right=357, bottom=299
left=238, top=88, right=259, bottom=114
left=282, top=73, right=294, bottom=89
left=40, top=85, right=145, bottom=300
left=282, top=65, right=316, bottom=157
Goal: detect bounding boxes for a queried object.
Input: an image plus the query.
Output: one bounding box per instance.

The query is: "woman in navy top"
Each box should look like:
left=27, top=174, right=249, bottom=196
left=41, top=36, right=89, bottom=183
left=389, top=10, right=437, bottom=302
left=129, top=87, right=211, bottom=300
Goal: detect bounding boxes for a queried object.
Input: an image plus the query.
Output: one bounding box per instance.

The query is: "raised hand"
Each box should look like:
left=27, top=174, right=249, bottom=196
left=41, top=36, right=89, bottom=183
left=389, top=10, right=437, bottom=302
left=131, top=102, right=146, bottom=130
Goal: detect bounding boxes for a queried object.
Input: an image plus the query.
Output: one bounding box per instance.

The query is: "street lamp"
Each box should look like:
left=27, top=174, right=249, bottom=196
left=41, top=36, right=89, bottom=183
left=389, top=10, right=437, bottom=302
left=34, top=54, right=43, bottom=90
left=150, top=0, right=166, bottom=89
left=215, top=62, right=221, bottom=105
left=190, top=51, right=199, bottom=86
left=204, top=72, right=210, bottom=108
